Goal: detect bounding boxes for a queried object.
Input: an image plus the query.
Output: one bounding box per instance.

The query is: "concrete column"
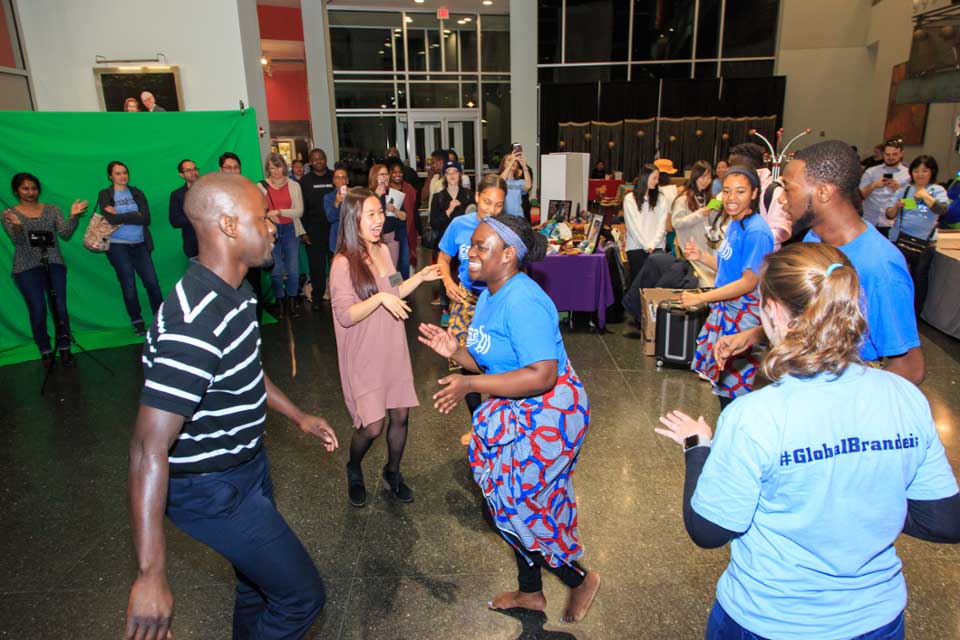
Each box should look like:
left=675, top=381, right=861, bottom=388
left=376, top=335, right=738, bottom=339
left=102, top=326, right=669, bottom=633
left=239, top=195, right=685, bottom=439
left=509, top=0, right=539, bottom=188
left=236, top=0, right=272, bottom=162
left=301, top=0, right=339, bottom=160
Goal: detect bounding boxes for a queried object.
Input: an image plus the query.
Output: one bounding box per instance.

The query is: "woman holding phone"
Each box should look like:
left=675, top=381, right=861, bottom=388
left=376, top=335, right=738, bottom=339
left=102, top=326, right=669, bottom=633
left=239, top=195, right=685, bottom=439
left=368, top=164, right=404, bottom=269
left=499, top=145, right=533, bottom=219
left=330, top=188, right=442, bottom=508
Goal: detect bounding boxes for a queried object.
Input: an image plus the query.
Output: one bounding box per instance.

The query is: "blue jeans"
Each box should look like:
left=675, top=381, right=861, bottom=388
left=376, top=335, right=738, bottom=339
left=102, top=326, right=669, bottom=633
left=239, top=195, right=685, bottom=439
left=396, top=222, right=410, bottom=279
left=106, top=242, right=163, bottom=324
left=270, top=223, right=300, bottom=299
left=705, top=601, right=904, bottom=640
left=166, top=449, right=325, bottom=640
left=13, top=264, right=70, bottom=354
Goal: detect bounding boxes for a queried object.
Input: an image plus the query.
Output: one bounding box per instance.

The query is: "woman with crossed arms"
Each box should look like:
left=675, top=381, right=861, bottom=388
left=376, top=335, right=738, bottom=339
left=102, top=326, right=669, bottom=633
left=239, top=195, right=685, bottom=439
left=657, top=243, right=960, bottom=639
left=419, top=214, right=600, bottom=624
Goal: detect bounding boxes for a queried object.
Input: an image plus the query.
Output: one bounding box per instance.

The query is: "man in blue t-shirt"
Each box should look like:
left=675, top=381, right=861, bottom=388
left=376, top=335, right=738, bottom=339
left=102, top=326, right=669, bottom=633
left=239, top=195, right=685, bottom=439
left=716, top=140, right=924, bottom=385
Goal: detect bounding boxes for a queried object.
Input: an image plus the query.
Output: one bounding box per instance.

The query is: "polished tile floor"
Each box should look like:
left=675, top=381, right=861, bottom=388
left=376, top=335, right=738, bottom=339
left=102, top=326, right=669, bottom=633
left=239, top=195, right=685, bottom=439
left=2, top=283, right=959, bottom=639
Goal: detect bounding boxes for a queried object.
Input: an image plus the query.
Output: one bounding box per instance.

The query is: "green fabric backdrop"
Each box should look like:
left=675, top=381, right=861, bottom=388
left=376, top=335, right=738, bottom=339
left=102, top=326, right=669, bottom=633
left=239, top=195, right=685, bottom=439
left=0, top=110, right=265, bottom=366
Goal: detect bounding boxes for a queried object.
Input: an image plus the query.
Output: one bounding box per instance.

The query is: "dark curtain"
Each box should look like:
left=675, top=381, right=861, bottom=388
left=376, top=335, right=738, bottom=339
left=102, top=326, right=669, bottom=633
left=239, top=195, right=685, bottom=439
left=541, top=82, right=599, bottom=154
left=590, top=121, right=625, bottom=173
left=681, top=117, right=718, bottom=169
left=745, top=116, right=778, bottom=151
left=622, top=118, right=656, bottom=181
left=719, top=77, right=786, bottom=127
left=715, top=118, right=752, bottom=163
left=658, top=118, right=685, bottom=169
left=660, top=79, right=721, bottom=117
left=598, top=80, right=660, bottom=121
left=558, top=122, right=592, bottom=154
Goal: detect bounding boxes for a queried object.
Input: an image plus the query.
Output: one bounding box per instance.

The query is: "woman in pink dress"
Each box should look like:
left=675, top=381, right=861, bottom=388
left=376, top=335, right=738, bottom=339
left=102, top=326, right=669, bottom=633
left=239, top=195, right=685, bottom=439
left=330, top=187, right=442, bottom=508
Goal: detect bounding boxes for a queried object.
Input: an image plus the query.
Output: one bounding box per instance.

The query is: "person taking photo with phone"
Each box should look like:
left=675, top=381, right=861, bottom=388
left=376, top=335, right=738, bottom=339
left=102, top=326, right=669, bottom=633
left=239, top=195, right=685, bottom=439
left=860, top=140, right=910, bottom=238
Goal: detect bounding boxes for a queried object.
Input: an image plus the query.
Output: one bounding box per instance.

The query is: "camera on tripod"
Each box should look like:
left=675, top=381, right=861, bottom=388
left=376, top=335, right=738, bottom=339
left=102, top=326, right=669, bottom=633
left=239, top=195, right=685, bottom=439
left=27, top=230, right=55, bottom=250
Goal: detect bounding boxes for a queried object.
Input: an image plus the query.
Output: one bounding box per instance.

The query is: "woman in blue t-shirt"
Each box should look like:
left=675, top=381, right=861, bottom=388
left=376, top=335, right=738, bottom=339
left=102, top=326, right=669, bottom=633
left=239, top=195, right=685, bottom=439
left=96, top=160, right=163, bottom=336
left=419, top=214, right=600, bottom=625
left=681, top=165, right=774, bottom=411
left=883, top=154, right=950, bottom=313
left=498, top=148, right=532, bottom=219
left=656, top=243, right=960, bottom=640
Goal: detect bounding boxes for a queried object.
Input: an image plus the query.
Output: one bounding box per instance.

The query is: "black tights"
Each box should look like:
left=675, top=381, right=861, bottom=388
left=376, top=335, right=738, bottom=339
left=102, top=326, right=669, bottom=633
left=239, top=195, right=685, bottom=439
left=348, top=407, right=409, bottom=473
left=482, top=505, right=586, bottom=593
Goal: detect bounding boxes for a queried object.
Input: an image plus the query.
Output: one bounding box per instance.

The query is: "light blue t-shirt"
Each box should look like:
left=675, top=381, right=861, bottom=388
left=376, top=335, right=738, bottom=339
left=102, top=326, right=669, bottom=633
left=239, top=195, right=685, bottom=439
left=467, top=272, right=568, bottom=375
left=805, top=226, right=920, bottom=361
left=438, top=211, right=485, bottom=293
left=714, top=213, right=774, bottom=288
left=693, top=365, right=958, bottom=639
left=503, top=178, right=525, bottom=217
left=109, top=188, right=145, bottom=244
left=890, top=183, right=949, bottom=243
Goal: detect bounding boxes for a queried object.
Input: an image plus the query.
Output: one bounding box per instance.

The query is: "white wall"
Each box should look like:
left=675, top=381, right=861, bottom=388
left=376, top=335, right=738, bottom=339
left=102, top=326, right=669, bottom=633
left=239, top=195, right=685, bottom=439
left=16, top=0, right=251, bottom=112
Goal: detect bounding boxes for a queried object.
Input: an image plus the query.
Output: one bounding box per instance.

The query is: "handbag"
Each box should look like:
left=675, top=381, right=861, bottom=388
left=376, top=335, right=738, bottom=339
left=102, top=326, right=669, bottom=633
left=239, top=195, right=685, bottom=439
left=893, top=187, right=935, bottom=257
left=83, top=212, right=116, bottom=252
left=420, top=225, right=439, bottom=250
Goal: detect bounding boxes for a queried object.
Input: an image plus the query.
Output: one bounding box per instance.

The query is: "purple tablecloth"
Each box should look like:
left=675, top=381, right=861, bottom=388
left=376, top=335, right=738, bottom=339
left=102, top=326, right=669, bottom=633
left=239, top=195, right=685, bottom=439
left=528, top=253, right=615, bottom=329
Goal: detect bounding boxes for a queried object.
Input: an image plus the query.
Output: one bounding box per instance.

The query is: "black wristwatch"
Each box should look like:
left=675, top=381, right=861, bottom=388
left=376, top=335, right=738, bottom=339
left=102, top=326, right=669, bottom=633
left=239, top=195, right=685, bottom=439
left=684, top=434, right=711, bottom=452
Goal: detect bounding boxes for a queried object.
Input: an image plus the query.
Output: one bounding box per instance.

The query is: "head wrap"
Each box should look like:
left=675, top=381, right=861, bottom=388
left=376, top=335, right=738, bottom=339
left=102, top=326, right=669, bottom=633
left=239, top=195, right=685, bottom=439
left=482, top=216, right=528, bottom=263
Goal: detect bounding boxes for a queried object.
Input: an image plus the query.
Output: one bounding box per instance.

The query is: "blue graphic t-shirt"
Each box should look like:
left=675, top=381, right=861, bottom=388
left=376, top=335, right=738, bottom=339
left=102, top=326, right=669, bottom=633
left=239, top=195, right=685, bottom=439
left=438, top=211, right=485, bottom=293
left=714, top=213, right=774, bottom=289
left=467, top=272, right=568, bottom=375
left=692, top=365, right=958, bottom=639
left=109, top=188, right=144, bottom=244
left=805, top=226, right=920, bottom=361
left=503, top=178, right=525, bottom=217
left=890, top=183, right=949, bottom=243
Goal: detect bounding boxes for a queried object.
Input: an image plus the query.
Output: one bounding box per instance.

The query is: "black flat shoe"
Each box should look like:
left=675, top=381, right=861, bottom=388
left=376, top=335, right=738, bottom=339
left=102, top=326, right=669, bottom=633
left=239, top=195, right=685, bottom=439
left=58, top=349, right=75, bottom=367
left=346, top=463, right=366, bottom=508
left=382, top=468, right=414, bottom=503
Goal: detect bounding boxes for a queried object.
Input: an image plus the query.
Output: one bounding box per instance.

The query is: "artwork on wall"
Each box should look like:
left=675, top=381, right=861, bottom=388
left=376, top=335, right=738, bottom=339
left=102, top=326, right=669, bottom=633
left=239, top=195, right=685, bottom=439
left=883, top=62, right=928, bottom=145
left=94, top=66, right=183, bottom=112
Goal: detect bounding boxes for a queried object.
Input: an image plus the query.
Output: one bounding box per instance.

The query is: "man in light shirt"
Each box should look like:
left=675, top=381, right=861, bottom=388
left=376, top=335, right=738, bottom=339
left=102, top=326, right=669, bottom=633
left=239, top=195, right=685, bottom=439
left=859, top=140, right=909, bottom=237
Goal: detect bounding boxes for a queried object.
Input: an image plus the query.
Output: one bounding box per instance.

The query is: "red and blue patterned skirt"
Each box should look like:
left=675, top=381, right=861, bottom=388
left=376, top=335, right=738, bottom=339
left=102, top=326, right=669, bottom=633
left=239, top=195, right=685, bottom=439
left=468, top=363, right=589, bottom=569
left=692, top=293, right=763, bottom=399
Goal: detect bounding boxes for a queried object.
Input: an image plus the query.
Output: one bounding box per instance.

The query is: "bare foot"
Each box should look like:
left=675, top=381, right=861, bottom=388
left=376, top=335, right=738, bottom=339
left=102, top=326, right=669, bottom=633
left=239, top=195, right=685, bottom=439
left=560, top=571, right=601, bottom=624
left=460, top=432, right=472, bottom=446
left=488, top=590, right=547, bottom=612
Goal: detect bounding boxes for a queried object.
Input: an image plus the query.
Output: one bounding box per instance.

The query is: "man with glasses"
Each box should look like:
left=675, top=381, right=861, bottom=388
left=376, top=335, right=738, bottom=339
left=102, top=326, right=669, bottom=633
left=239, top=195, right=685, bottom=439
left=168, top=159, right=200, bottom=258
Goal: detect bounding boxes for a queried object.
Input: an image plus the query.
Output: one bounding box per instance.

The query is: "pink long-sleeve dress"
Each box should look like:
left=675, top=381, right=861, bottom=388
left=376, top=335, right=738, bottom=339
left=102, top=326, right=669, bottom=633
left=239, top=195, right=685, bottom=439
left=330, top=254, right=419, bottom=428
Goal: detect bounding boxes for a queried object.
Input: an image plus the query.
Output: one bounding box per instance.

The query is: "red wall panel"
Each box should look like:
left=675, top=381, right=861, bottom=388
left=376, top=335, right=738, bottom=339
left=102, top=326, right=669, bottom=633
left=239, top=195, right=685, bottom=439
left=257, top=6, right=304, bottom=41
left=264, top=69, right=310, bottom=121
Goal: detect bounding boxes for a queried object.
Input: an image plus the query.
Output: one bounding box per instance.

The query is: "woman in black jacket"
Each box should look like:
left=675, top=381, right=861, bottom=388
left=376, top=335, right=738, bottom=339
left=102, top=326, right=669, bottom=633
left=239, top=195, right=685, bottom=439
left=429, top=160, right=474, bottom=243
left=96, top=161, right=163, bottom=336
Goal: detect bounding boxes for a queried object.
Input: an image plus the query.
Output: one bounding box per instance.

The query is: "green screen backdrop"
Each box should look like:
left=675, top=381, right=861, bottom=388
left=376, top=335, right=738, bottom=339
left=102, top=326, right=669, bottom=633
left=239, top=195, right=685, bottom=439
left=0, top=109, right=264, bottom=366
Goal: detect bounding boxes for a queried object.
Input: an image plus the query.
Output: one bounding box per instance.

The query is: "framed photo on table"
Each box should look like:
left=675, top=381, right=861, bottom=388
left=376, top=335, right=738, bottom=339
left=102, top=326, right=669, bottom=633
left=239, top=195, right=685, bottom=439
left=582, top=214, right=604, bottom=254
left=94, top=66, right=183, bottom=112
left=547, top=199, right=572, bottom=223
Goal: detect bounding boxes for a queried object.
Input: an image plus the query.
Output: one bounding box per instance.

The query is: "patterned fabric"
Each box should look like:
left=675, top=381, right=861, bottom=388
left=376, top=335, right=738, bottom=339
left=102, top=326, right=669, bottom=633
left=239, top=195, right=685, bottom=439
left=469, top=364, right=590, bottom=569
left=692, top=293, right=762, bottom=399
left=447, top=283, right=479, bottom=369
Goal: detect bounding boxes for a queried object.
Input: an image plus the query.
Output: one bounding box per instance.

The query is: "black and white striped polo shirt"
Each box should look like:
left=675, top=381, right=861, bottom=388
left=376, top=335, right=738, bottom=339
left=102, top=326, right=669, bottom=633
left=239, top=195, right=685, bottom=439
left=140, top=261, right=265, bottom=475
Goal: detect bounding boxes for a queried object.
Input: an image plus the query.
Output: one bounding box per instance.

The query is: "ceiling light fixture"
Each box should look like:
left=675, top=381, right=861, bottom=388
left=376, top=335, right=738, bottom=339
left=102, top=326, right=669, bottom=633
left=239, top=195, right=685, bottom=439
left=482, top=0, right=493, bottom=5
left=463, top=17, right=472, bottom=22
left=405, top=16, right=413, bottom=23
left=457, top=19, right=466, bottom=24
left=260, top=56, right=268, bottom=65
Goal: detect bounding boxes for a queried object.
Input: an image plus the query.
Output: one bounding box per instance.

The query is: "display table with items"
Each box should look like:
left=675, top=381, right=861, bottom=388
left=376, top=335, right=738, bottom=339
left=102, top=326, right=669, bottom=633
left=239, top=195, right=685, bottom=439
left=588, top=179, right=624, bottom=202
left=922, top=239, right=960, bottom=339
left=528, top=253, right=615, bottom=330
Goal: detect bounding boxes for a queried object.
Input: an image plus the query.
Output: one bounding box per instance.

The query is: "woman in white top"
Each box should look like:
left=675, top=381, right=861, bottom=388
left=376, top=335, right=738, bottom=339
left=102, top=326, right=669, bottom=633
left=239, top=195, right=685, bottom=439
left=257, top=153, right=304, bottom=318
left=623, top=164, right=669, bottom=283
left=672, top=160, right=723, bottom=287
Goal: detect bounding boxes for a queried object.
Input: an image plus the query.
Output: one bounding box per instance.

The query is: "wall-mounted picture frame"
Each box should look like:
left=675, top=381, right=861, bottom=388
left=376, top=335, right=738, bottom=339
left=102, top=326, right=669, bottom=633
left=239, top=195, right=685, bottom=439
left=547, top=199, right=572, bottom=223
left=94, top=66, right=184, bottom=113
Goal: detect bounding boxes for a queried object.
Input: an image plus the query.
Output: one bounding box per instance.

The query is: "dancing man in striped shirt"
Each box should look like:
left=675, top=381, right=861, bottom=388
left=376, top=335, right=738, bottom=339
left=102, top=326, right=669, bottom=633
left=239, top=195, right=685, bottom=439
left=125, top=173, right=339, bottom=640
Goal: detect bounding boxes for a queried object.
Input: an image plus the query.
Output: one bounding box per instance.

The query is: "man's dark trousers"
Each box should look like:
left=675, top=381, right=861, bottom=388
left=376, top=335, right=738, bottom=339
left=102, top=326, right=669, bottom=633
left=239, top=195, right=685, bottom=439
left=166, top=449, right=325, bottom=639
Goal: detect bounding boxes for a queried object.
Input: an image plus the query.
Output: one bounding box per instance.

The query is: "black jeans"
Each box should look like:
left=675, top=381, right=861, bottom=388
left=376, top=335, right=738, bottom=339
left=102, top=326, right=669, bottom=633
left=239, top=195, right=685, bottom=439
left=304, top=221, right=330, bottom=300
left=482, top=505, right=586, bottom=593
left=899, top=246, right=935, bottom=314
left=13, top=264, right=70, bottom=354
left=106, top=242, right=163, bottom=324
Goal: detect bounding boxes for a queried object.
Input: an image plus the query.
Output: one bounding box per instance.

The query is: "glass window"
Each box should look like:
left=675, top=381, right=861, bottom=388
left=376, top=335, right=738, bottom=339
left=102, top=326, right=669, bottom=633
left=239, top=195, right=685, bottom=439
left=337, top=115, right=399, bottom=162
left=694, top=61, right=719, bottom=79
left=564, top=0, right=630, bottom=63
left=632, top=0, right=695, bottom=61
left=1, top=0, right=25, bottom=70
left=447, top=15, right=478, bottom=72
left=406, top=13, right=443, bottom=72
left=407, top=28, right=427, bottom=72
left=720, top=60, right=775, bottom=78
left=538, top=0, right=563, bottom=64
left=0, top=73, right=31, bottom=110
left=695, top=0, right=721, bottom=59
left=334, top=82, right=401, bottom=110
left=410, top=82, right=460, bottom=109
left=462, top=81, right=479, bottom=110
left=482, top=83, right=511, bottom=169
left=480, top=15, right=509, bottom=72
left=331, top=27, right=396, bottom=71
left=722, top=0, right=779, bottom=58
left=632, top=63, right=692, bottom=79
left=538, top=65, right=627, bottom=84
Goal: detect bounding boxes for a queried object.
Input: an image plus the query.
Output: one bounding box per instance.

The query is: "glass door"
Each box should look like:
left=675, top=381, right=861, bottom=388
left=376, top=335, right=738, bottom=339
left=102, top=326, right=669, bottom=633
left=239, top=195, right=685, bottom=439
left=404, top=109, right=482, bottom=186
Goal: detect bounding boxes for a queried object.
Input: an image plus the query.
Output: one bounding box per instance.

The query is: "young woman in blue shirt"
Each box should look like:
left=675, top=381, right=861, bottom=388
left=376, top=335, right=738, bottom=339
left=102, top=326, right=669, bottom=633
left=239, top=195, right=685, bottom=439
left=657, top=243, right=960, bottom=640
left=680, top=165, right=775, bottom=411
left=419, top=214, right=600, bottom=625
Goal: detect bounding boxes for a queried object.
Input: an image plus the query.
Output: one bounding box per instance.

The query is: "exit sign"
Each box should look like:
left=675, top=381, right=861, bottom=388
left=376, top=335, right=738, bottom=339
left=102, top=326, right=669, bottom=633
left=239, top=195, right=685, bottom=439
left=437, top=7, right=450, bottom=19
